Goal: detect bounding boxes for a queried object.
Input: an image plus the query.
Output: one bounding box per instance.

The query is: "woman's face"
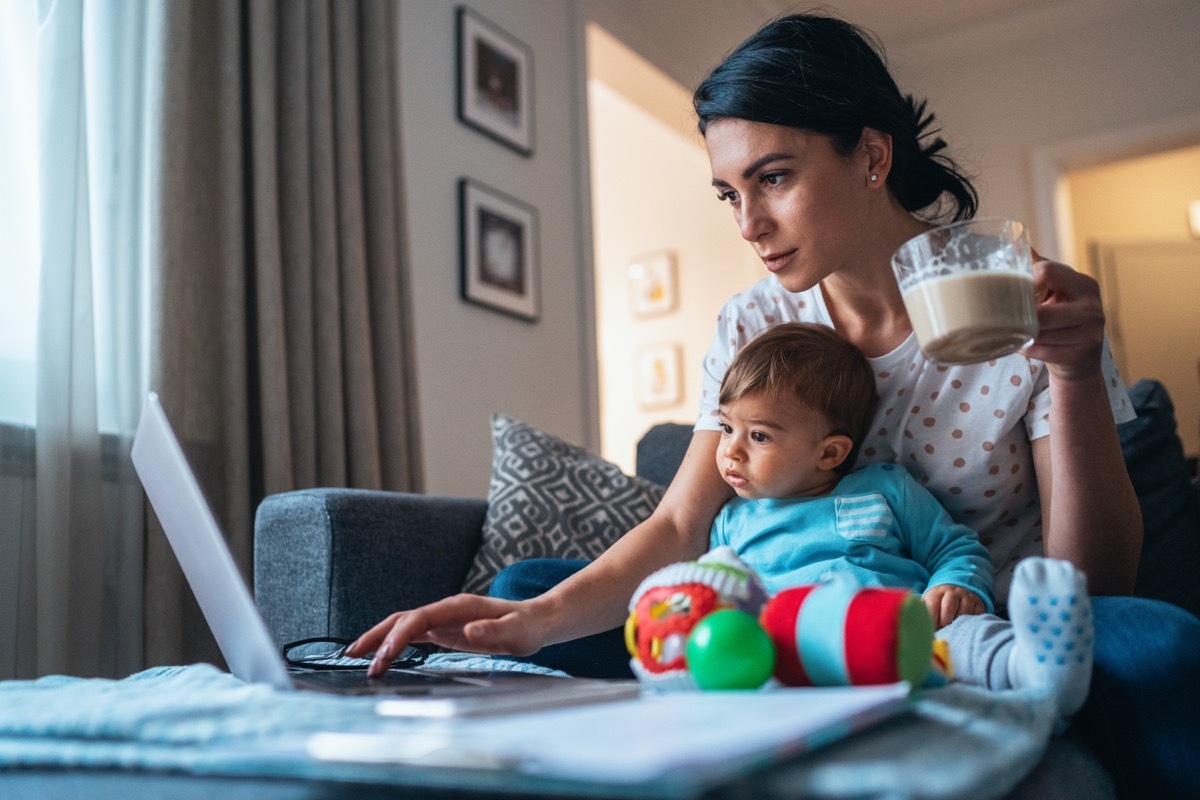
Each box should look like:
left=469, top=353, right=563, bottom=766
left=705, top=119, right=872, bottom=293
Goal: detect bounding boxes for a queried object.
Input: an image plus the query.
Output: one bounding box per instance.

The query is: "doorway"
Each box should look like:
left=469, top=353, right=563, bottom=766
left=1059, top=143, right=1200, bottom=461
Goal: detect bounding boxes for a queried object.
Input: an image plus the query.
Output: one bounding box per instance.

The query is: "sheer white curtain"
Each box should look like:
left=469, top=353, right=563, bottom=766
left=0, top=0, right=153, bottom=679
left=1, top=0, right=420, bottom=679
left=0, top=0, right=40, bottom=680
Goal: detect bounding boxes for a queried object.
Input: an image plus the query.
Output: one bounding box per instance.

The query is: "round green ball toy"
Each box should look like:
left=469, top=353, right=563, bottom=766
left=685, top=608, right=776, bottom=690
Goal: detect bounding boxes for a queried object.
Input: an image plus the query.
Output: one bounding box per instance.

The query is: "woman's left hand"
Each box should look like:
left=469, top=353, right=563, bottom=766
left=1022, top=250, right=1106, bottom=382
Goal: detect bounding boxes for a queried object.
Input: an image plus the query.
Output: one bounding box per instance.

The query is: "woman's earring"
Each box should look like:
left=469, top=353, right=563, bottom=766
left=869, top=174, right=879, bottom=183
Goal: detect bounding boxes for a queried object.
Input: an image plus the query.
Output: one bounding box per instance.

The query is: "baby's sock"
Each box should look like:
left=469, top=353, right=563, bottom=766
left=1006, top=557, right=1093, bottom=720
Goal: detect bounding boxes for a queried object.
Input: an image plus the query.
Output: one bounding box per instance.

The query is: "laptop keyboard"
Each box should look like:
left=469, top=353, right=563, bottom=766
left=291, top=667, right=555, bottom=696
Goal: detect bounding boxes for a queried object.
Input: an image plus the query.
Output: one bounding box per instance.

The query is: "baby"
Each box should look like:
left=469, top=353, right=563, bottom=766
left=710, top=322, right=1092, bottom=722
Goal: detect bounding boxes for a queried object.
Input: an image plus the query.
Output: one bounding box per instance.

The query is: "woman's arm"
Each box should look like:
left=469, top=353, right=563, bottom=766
left=1026, top=258, right=1142, bottom=595
left=349, top=431, right=734, bottom=675
left=1031, top=390, right=1141, bottom=595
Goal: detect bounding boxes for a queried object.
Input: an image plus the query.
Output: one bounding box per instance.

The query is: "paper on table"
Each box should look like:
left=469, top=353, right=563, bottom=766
left=308, top=682, right=912, bottom=790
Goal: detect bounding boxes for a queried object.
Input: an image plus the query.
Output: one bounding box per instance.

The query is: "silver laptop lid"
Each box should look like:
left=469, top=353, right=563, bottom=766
left=131, top=392, right=293, bottom=690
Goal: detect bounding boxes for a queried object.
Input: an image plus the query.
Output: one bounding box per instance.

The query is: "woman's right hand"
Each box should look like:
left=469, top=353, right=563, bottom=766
left=348, top=430, right=731, bottom=678
left=1024, top=249, right=1107, bottom=382
left=346, top=594, right=549, bottom=677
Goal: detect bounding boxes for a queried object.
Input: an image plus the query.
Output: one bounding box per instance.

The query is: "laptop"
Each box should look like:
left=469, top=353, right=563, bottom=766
left=308, top=683, right=914, bottom=795
left=131, top=392, right=640, bottom=715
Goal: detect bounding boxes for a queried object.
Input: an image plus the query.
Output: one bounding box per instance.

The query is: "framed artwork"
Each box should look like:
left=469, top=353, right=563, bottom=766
left=627, top=251, right=677, bottom=318
left=636, top=343, right=683, bottom=409
left=459, top=178, right=539, bottom=322
left=456, top=6, right=534, bottom=157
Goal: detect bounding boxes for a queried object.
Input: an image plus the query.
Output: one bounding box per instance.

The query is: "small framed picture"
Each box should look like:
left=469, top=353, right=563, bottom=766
left=636, top=343, right=683, bottom=409
left=459, top=178, right=539, bottom=322
left=456, top=6, right=534, bottom=157
left=627, top=251, right=677, bottom=318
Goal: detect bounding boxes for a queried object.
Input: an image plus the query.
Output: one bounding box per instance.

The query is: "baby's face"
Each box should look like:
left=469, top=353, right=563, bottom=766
left=715, top=392, right=840, bottom=500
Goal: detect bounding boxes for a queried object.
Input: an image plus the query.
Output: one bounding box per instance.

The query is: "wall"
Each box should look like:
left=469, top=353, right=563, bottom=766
left=578, top=0, right=765, bottom=95
left=397, top=1, right=593, bottom=497
left=587, top=63, right=761, bottom=473
left=885, top=0, right=1200, bottom=253
left=395, top=1, right=769, bottom=495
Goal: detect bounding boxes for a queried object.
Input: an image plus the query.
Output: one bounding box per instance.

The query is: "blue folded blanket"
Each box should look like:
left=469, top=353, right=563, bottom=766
left=0, top=658, right=1057, bottom=799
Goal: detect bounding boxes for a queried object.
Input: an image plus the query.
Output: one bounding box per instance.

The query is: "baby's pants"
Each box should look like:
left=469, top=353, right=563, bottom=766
left=934, top=614, right=1016, bottom=690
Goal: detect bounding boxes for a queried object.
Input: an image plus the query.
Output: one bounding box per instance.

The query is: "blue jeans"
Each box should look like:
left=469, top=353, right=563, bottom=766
left=488, top=559, right=632, bottom=679
left=491, top=561, right=1200, bottom=798
left=1075, top=596, right=1200, bottom=800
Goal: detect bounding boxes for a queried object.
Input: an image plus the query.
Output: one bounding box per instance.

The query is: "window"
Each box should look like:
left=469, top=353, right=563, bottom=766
left=0, top=0, right=40, bottom=426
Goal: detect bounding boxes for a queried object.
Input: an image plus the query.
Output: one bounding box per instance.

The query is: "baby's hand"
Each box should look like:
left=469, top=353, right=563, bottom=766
left=922, top=584, right=985, bottom=629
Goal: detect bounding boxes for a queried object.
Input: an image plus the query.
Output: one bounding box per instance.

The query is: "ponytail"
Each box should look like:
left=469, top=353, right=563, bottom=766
left=889, top=97, right=978, bottom=222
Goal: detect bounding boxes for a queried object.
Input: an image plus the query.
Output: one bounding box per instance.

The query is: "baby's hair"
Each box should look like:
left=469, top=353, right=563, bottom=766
left=719, top=323, right=878, bottom=473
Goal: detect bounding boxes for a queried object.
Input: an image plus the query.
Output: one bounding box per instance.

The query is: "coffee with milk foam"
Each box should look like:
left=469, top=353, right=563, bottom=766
left=893, top=222, right=1037, bottom=365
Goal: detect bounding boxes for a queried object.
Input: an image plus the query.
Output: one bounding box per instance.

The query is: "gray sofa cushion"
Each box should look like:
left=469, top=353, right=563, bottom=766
left=254, top=488, right=486, bottom=647
left=636, top=421, right=693, bottom=488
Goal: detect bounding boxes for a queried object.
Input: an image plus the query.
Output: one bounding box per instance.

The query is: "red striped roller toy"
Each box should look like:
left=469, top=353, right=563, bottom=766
left=759, top=579, right=934, bottom=687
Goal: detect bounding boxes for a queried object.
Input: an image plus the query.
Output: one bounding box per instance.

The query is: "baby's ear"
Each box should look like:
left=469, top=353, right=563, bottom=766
left=818, top=435, right=854, bottom=471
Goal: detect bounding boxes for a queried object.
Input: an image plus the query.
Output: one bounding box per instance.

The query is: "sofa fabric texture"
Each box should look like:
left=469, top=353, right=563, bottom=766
left=254, top=488, right=485, bottom=647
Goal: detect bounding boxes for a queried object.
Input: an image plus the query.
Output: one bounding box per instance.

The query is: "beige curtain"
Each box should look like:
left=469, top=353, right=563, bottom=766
left=144, top=0, right=420, bottom=667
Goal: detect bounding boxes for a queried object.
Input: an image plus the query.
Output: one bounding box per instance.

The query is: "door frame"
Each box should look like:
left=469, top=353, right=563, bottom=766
left=1029, top=111, right=1200, bottom=268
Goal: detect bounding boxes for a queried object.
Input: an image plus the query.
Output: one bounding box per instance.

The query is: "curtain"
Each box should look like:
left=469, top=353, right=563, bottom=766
left=143, top=0, right=421, bottom=668
left=12, top=0, right=419, bottom=678
left=27, top=0, right=151, bottom=680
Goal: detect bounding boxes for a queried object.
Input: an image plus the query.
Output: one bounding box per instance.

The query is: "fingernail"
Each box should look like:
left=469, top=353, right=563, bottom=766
left=370, top=645, right=389, bottom=675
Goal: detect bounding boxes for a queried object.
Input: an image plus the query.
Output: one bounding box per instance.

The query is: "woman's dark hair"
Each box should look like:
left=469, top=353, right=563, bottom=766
left=694, top=13, right=977, bottom=223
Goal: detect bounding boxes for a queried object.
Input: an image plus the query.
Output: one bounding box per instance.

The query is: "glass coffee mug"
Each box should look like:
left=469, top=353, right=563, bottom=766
left=891, top=218, right=1038, bottom=365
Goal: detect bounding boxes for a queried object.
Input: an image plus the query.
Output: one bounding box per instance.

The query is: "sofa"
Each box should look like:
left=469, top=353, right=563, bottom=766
left=253, top=378, right=1200, bottom=798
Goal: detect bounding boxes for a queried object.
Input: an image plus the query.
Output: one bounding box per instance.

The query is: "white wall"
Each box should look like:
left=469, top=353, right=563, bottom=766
left=885, top=0, right=1200, bottom=251
left=588, top=77, right=762, bottom=473
left=397, top=1, right=593, bottom=497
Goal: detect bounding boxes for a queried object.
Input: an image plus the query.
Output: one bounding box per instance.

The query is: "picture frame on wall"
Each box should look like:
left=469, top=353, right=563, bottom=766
left=636, top=343, right=683, bottom=409
left=627, top=251, right=678, bottom=318
left=459, top=178, right=539, bottom=322
left=456, top=6, right=534, bottom=157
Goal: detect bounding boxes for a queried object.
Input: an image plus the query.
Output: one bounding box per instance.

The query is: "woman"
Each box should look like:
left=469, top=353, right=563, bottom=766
left=350, top=13, right=1198, bottom=798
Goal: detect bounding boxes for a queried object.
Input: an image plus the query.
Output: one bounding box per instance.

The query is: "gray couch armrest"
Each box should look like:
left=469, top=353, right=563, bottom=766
left=253, top=488, right=486, bottom=647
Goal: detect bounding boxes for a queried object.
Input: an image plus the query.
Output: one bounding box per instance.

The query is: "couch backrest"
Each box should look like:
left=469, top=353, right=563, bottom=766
left=635, top=422, right=693, bottom=489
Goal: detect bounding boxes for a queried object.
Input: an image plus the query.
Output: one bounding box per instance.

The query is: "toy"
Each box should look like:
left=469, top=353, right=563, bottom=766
left=626, top=549, right=942, bottom=691
left=685, top=608, right=776, bottom=690
left=624, top=546, right=769, bottom=690
left=759, top=578, right=935, bottom=687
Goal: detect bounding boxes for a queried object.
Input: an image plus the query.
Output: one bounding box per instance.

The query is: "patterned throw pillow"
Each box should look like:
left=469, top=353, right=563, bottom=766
left=461, top=414, right=667, bottom=595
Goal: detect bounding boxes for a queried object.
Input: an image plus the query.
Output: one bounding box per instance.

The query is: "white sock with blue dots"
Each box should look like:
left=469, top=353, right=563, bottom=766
left=1006, top=557, right=1093, bottom=720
